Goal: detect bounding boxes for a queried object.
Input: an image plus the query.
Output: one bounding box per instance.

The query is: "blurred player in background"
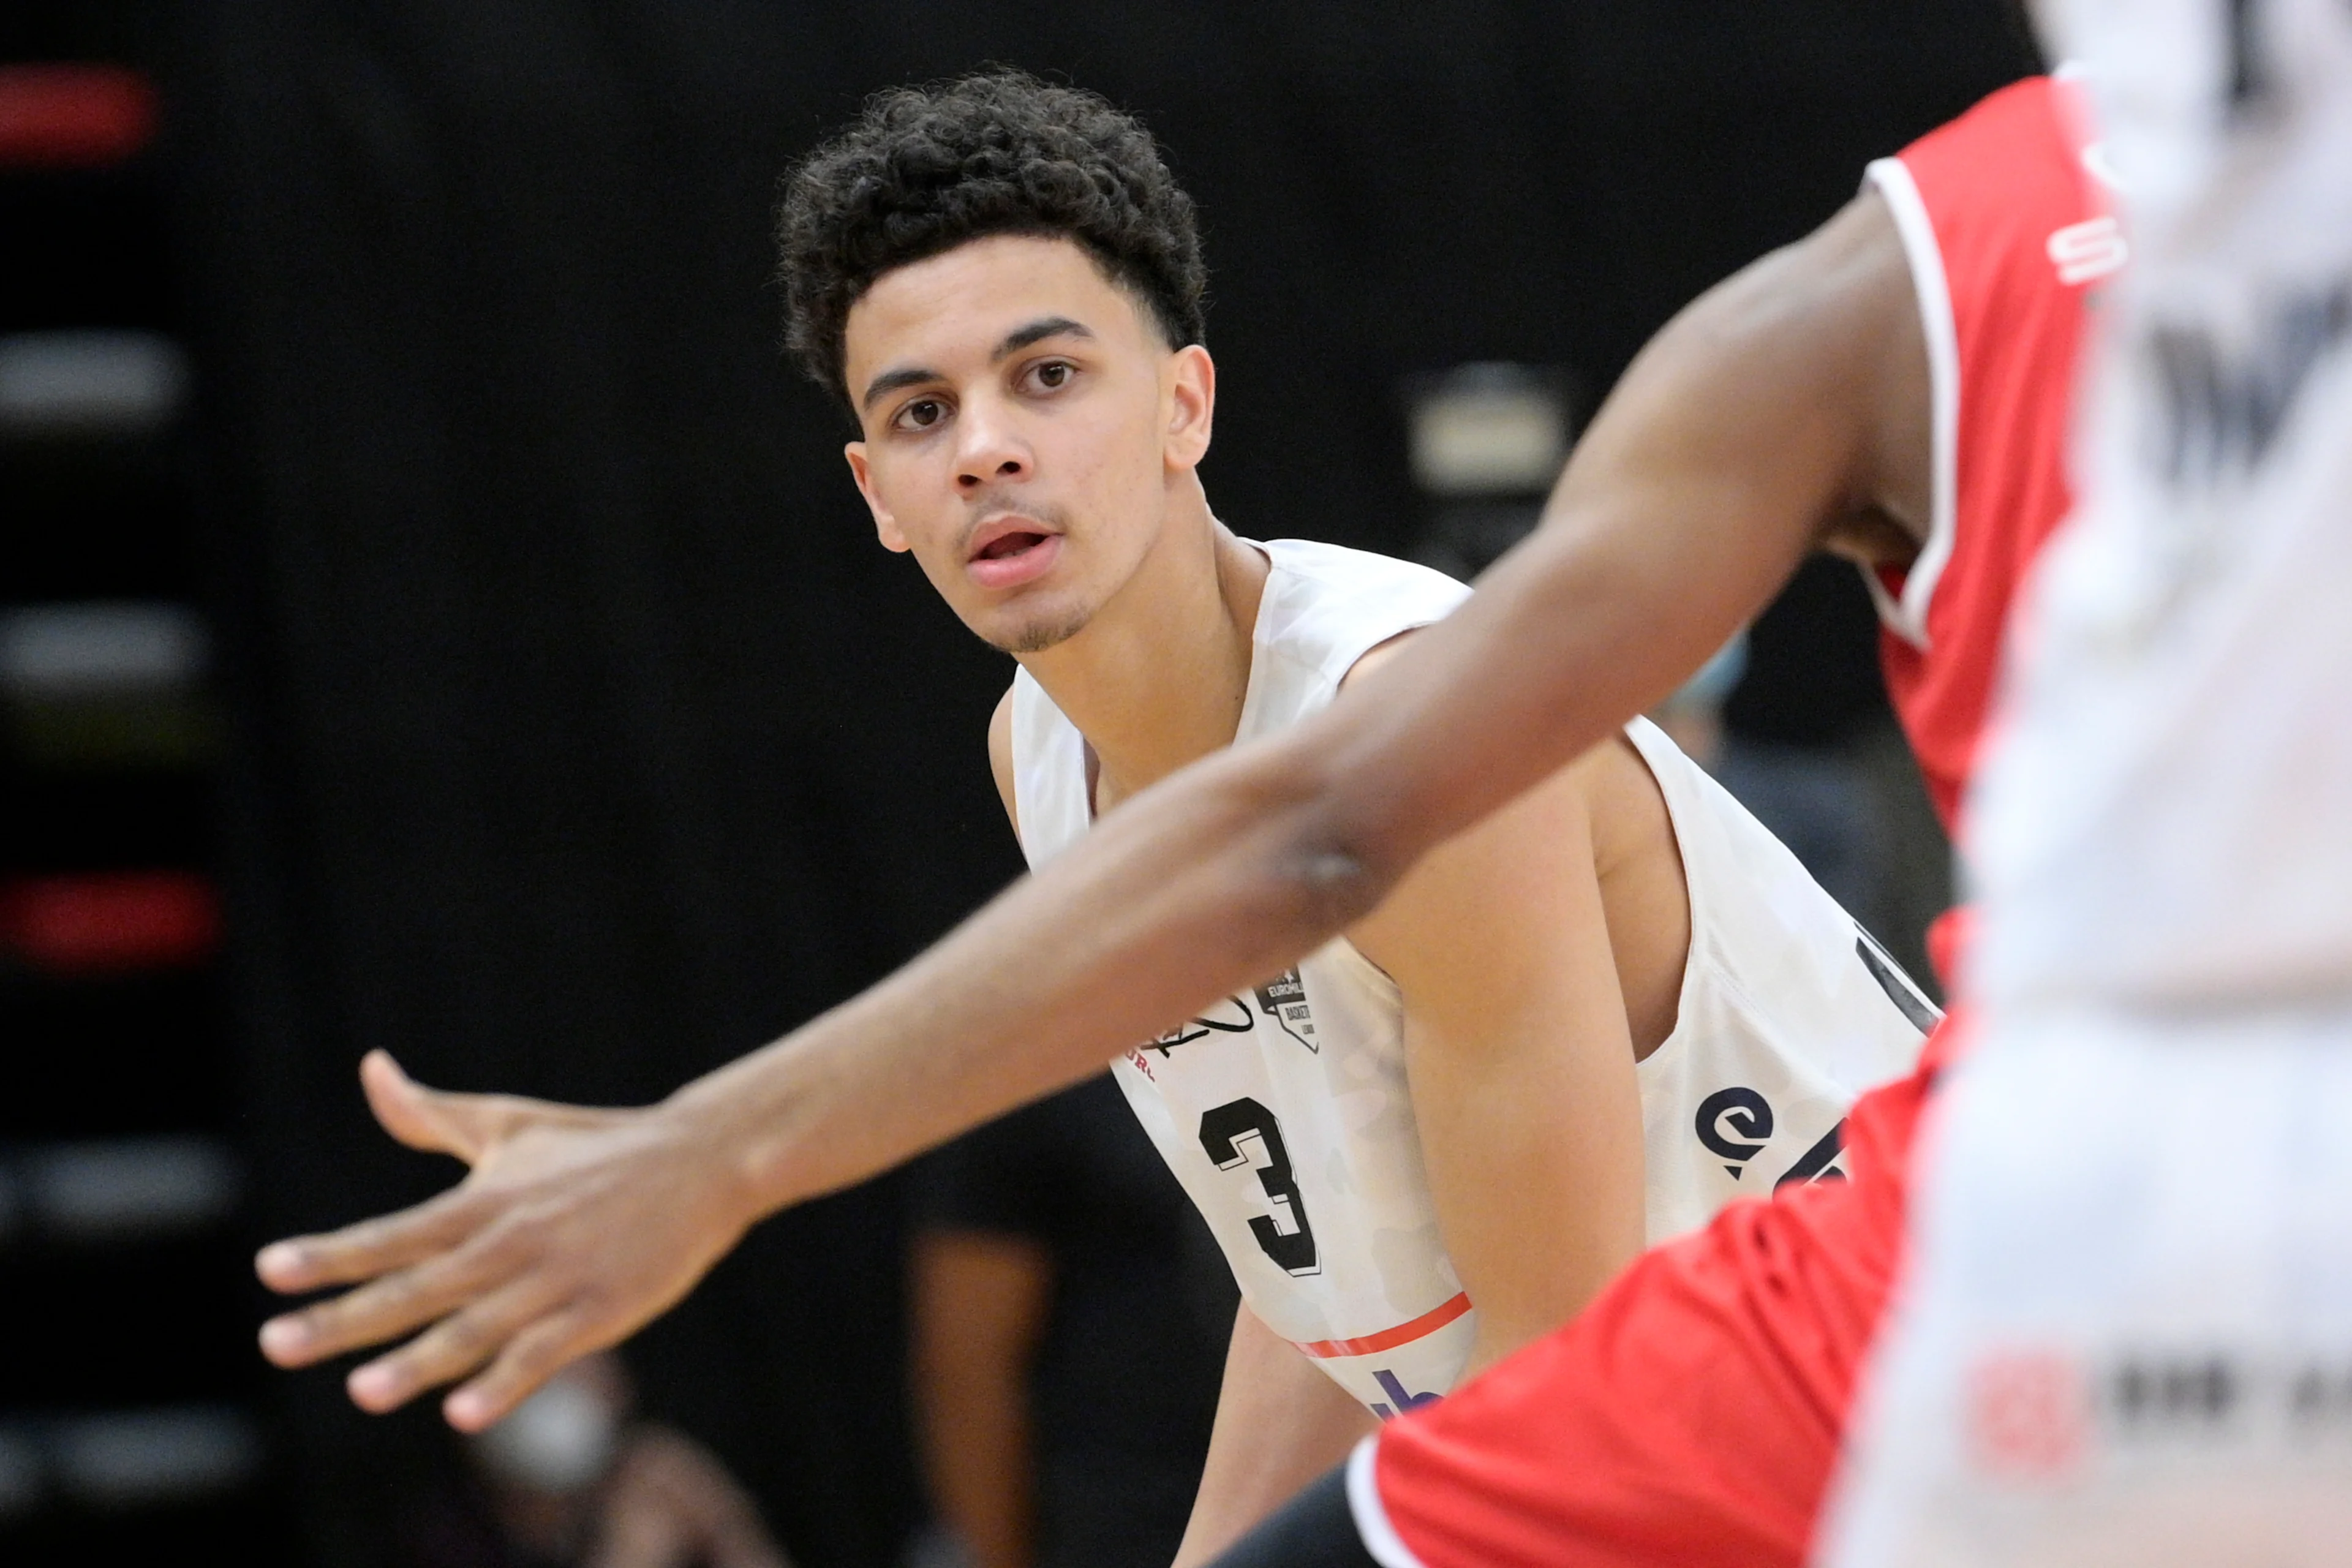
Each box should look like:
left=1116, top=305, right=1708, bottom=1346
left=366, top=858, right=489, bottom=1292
left=411, top=1353, right=788, bottom=1568
left=1823, top=3, right=2352, bottom=1562
left=908, top=1075, right=1234, bottom=1568
left=255, top=58, right=2091, bottom=1568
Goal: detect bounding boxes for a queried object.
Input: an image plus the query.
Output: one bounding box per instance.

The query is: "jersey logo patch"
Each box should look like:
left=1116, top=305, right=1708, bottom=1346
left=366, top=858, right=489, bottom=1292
left=1252, top=968, right=1318, bottom=1052
left=1774, top=1119, right=1848, bottom=1188
left=1368, top=1370, right=1441, bottom=1422
left=1146, top=994, right=1255, bottom=1055
left=2048, top=214, right=2128, bottom=288
left=1697, top=1088, right=1852, bottom=1186
left=1695, top=1087, right=1773, bottom=1179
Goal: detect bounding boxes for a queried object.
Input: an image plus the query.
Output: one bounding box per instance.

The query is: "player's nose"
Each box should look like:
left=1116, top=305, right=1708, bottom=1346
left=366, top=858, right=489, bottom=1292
left=953, top=395, right=1030, bottom=489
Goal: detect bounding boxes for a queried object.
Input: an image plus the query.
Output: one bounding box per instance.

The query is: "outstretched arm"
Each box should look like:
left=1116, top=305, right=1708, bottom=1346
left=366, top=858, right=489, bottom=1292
left=256, top=187, right=1925, bottom=1430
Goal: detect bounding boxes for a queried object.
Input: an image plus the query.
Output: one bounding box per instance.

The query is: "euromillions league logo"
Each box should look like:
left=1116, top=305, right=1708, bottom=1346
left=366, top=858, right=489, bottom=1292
left=1253, top=968, right=1317, bottom=1053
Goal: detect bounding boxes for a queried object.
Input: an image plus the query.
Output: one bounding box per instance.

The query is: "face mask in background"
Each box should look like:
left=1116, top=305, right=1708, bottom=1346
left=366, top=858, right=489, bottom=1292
left=467, top=1366, right=622, bottom=1494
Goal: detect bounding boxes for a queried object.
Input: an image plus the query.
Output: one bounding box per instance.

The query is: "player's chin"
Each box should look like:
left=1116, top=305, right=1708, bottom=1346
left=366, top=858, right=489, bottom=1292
left=980, top=601, right=1095, bottom=655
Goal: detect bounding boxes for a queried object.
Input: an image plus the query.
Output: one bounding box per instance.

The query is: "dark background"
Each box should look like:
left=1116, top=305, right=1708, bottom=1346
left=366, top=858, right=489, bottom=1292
left=6, top=4, right=2035, bottom=1564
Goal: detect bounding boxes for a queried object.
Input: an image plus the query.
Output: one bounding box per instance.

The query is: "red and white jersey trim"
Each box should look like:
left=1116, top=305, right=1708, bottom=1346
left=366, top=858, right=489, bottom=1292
left=1294, top=1291, right=1474, bottom=1360
left=1348, top=1438, right=1428, bottom=1568
left=1860, top=155, right=1961, bottom=651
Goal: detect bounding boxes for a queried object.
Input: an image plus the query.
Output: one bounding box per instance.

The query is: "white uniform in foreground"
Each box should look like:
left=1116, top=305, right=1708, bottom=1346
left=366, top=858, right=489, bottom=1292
left=1011, top=538, right=1932, bottom=1415
left=1825, top=2, right=2352, bottom=1562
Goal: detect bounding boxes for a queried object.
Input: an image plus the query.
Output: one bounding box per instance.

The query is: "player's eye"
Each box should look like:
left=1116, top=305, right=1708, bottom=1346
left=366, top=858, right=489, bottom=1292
left=1027, top=360, right=1074, bottom=393
left=894, top=396, right=947, bottom=432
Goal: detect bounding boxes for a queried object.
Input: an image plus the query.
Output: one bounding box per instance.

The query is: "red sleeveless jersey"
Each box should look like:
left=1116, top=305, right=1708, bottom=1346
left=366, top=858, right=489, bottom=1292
left=1862, top=74, right=2117, bottom=829
left=1360, top=79, right=2117, bottom=1568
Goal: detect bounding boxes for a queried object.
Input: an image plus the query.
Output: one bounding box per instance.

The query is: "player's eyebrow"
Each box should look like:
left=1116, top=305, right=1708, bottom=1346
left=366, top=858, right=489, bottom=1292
left=858, top=318, right=1095, bottom=414
left=992, top=316, right=1093, bottom=361
left=860, top=363, right=943, bottom=413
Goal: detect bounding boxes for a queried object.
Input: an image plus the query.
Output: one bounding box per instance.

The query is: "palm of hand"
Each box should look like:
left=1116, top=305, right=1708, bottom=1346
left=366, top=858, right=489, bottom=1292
left=257, top=1052, right=755, bottom=1430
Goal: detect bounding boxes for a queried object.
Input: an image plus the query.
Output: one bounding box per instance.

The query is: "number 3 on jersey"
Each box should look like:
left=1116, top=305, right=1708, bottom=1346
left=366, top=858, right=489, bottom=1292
left=1199, top=1098, right=1320, bottom=1275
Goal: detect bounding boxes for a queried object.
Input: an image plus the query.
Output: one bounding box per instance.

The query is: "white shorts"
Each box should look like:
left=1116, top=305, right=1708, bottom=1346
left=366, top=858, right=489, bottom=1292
left=1819, top=1009, right=2352, bottom=1567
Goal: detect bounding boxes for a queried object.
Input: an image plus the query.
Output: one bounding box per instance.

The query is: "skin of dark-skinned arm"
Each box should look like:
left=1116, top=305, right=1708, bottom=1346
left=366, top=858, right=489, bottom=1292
left=253, top=187, right=1927, bottom=1431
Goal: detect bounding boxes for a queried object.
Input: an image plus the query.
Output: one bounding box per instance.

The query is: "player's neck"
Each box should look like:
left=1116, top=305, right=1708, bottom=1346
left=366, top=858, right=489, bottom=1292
left=1016, top=476, right=1267, bottom=813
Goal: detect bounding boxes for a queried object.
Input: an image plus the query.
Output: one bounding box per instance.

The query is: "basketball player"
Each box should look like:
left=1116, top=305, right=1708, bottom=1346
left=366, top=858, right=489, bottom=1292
left=1819, top=4, right=2352, bottom=1562
left=255, top=63, right=2098, bottom=1568
left=770, top=74, right=1926, bottom=1557
left=1199, top=66, right=2113, bottom=1568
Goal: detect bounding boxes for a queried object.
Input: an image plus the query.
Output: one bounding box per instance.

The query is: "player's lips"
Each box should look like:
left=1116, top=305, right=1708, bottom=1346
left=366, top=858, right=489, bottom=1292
left=964, top=516, right=1063, bottom=590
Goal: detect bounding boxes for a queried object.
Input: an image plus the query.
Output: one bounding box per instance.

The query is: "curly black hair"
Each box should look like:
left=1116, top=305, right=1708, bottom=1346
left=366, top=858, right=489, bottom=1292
left=776, top=69, right=1207, bottom=404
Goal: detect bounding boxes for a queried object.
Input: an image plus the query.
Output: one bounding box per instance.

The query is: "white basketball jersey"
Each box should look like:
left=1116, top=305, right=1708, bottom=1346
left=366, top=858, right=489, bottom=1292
left=1972, top=0, right=2352, bottom=1014
left=1820, top=20, right=2352, bottom=1562
left=1009, top=539, right=1931, bottom=1415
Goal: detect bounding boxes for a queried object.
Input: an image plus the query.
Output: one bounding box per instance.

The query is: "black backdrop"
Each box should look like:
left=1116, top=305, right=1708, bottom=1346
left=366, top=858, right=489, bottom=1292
left=168, top=5, right=2035, bottom=1564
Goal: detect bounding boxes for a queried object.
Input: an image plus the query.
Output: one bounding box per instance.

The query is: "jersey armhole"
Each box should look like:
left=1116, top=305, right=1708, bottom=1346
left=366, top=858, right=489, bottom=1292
left=1005, top=672, right=1043, bottom=850
left=1006, top=669, right=1085, bottom=864
left=1333, top=625, right=1427, bottom=693
left=1861, top=156, right=1961, bottom=651
left=988, top=684, right=1021, bottom=839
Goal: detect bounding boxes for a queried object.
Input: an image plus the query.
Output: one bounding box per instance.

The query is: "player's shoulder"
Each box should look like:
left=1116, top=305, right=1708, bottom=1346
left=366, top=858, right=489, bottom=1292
left=987, top=681, right=1019, bottom=831
left=1888, top=74, right=2089, bottom=223
left=1258, top=537, right=1463, bottom=604
left=1336, top=630, right=1415, bottom=692
left=1254, top=538, right=1470, bottom=685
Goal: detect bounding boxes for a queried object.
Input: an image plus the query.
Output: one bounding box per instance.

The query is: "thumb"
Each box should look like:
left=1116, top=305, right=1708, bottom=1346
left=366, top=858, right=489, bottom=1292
left=360, top=1050, right=505, bottom=1164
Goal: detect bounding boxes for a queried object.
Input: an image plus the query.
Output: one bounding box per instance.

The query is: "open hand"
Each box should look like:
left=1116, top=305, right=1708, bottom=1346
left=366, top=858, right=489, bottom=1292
left=256, top=1050, right=758, bottom=1430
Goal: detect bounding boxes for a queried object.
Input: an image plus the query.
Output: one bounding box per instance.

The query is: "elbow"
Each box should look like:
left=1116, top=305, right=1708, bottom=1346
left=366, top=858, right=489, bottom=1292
left=1283, top=827, right=1392, bottom=935
left=1228, top=739, right=1409, bottom=938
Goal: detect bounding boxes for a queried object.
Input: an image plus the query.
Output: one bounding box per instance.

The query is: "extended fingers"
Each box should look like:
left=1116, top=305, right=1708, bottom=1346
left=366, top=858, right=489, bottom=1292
left=257, top=1220, right=513, bottom=1368
left=255, top=1184, right=486, bottom=1295
left=442, top=1309, right=601, bottom=1431
left=345, top=1280, right=559, bottom=1415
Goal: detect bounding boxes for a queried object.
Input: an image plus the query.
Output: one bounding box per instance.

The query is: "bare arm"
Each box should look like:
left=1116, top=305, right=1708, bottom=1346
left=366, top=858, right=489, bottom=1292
left=1177, top=665, right=1647, bottom=1556
left=909, top=1229, right=1051, bottom=1568
left=1171, top=1305, right=1378, bottom=1568
left=254, top=189, right=1925, bottom=1430
left=1340, top=688, right=1648, bottom=1375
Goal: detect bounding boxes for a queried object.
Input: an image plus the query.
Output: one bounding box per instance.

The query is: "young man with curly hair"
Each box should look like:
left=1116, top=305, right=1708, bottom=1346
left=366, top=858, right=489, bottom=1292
left=259, top=59, right=2108, bottom=1568
left=775, top=71, right=1923, bottom=1561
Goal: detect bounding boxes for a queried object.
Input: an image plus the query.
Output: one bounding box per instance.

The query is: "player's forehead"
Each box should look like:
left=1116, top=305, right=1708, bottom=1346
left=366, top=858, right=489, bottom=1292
left=842, top=233, right=1151, bottom=384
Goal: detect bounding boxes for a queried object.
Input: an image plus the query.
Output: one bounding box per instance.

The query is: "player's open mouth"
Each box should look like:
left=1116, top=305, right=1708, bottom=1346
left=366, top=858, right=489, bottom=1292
left=965, top=519, right=1063, bottom=590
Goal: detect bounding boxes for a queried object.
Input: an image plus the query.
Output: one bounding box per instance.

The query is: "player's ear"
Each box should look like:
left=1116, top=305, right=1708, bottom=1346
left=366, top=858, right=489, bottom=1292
left=1164, top=344, right=1215, bottom=471
left=844, top=442, right=910, bottom=553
